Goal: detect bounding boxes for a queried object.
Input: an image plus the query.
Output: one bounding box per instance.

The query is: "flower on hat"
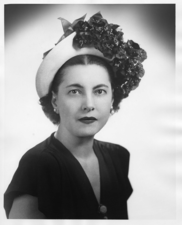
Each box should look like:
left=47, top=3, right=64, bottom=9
left=42, top=12, right=147, bottom=99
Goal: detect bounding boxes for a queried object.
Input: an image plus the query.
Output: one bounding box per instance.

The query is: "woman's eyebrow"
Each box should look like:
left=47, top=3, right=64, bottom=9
left=66, top=84, right=83, bottom=88
left=66, top=84, right=109, bottom=89
left=93, top=84, right=109, bottom=89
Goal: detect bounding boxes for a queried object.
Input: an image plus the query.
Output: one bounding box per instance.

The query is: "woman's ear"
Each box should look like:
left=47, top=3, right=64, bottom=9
left=51, top=91, right=58, bottom=109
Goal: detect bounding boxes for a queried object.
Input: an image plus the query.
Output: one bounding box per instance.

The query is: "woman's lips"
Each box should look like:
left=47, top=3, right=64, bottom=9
left=79, top=117, right=97, bottom=124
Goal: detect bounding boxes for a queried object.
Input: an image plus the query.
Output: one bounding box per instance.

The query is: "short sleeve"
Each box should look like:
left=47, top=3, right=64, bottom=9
left=4, top=149, right=61, bottom=218
left=4, top=150, right=39, bottom=218
left=118, top=146, right=133, bottom=200
left=109, top=144, right=133, bottom=201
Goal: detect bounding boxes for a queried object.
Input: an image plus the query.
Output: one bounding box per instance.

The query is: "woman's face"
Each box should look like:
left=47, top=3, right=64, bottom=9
left=52, top=64, right=113, bottom=138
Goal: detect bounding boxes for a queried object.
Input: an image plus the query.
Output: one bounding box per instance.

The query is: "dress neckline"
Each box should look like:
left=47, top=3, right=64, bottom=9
left=50, top=133, right=102, bottom=207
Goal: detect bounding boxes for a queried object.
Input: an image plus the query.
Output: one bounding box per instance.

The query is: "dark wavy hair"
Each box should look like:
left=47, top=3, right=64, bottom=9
left=39, top=54, right=125, bottom=125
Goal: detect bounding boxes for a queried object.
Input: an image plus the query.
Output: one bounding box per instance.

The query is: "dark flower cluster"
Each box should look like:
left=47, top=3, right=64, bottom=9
left=73, top=12, right=147, bottom=99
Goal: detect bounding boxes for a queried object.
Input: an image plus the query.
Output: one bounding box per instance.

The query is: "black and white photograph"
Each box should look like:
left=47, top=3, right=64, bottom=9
left=1, top=2, right=181, bottom=224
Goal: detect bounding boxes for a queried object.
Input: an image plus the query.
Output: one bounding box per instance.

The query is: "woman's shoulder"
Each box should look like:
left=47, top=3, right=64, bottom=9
left=94, top=139, right=131, bottom=175
left=95, top=139, right=129, bottom=154
left=4, top=134, right=60, bottom=218
left=19, top=134, right=57, bottom=168
left=94, top=139, right=129, bottom=155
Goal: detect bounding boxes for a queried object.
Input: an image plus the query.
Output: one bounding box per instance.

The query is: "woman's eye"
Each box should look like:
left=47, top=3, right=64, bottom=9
left=95, top=89, right=107, bottom=95
left=69, top=90, right=80, bottom=95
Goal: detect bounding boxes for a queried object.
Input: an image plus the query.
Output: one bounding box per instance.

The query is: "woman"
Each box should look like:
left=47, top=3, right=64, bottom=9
left=4, top=12, right=147, bottom=219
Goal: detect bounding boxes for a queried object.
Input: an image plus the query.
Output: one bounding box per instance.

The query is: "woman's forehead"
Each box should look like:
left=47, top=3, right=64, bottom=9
left=61, top=64, right=111, bottom=86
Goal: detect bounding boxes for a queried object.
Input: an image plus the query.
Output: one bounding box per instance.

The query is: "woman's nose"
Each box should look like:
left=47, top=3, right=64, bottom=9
left=81, top=94, right=95, bottom=112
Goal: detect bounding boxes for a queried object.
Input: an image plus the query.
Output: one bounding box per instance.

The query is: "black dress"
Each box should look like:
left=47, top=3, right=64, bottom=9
left=4, top=133, right=133, bottom=219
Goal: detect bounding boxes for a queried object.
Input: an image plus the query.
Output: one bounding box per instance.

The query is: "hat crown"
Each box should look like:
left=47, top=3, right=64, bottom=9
left=36, top=12, right=147, bottom=99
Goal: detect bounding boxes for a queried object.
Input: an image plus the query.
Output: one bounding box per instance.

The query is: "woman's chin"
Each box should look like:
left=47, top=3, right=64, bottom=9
left=75, top=127, right=103, bottom=138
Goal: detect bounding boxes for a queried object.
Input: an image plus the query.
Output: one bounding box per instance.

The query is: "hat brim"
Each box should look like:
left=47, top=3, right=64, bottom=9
left=36, top=32, right=105, bottom=98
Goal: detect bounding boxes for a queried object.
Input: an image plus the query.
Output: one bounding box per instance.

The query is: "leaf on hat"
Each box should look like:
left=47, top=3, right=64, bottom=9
left=58, top=17, right=72, bottom=33
left=71, top=14, right=87, bottom=28
left=56, top=14, right=87, bottom=45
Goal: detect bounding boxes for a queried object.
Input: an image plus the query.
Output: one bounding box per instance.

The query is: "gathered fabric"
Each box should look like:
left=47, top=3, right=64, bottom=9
left=4, top=133, right=133, bottom=219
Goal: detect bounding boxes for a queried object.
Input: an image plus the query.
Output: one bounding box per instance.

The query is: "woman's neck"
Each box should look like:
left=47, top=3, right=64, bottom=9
left=55, top=127, right=95, bottom=159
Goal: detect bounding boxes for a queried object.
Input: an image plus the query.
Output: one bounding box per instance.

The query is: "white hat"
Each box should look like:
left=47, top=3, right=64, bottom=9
left=36, top=31, right=105, bottom=98
left=35, top=12, right=147, bottom=99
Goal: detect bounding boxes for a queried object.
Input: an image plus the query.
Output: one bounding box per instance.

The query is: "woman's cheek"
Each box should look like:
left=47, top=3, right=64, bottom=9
left=63, top=98, right=81, bottom=112
left=97, top=97, right=112, bottom=110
